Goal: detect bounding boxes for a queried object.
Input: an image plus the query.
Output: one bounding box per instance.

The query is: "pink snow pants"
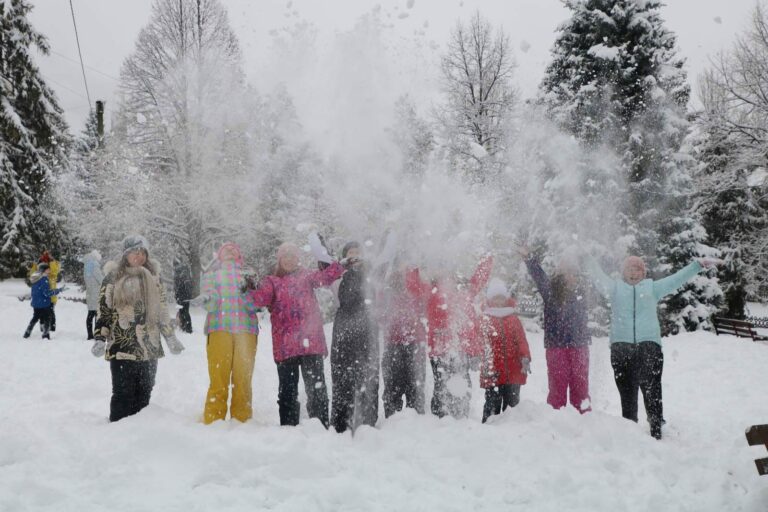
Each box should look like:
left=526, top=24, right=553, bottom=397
left=545, top=345, right=591, bottom=413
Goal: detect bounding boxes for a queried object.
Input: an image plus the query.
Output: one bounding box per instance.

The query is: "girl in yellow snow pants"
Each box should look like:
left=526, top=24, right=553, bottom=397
left=197, top=242, right=260, bottom=424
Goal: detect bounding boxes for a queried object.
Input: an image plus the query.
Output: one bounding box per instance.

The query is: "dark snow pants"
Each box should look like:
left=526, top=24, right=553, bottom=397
left=482, top=384, right=520, bottom=423
left=276, top=355, right=329, bottom=428
left=430, top=355, right=471, bottom=419
left=331, top=345, right=380, bottom=434
left=49, top=304, right=56, bottom=332
left=86, top=310, right=97, bottom=340
left=382, top=343, right=426, bottom=417
left=610, top=341, right=664, bottom=438
left=109, top=359, right=158, bottom=422
left=24, top=308, right=52, bottom=339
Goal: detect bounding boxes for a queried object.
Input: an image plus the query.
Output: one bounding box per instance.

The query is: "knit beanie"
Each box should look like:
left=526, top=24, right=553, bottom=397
left=486, top=277, right=510, bottom=300
left=122, top=234, right=149, bottom=255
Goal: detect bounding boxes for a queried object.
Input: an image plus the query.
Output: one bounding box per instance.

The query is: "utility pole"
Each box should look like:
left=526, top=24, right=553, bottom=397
left=95, top=100, right=104, bottom=147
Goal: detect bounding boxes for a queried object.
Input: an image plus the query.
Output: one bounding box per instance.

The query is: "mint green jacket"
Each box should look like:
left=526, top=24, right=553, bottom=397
left=586, top=258, right=702, bottom=346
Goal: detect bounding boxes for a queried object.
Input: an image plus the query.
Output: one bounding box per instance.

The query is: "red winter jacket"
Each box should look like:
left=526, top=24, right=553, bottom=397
left=381, top=268, right=427, bottom=346
left=248, top=262, right=345, bottom=363
left=420, top=256, right=494, bottom=358
left=480, top=302, right=531, bottom=388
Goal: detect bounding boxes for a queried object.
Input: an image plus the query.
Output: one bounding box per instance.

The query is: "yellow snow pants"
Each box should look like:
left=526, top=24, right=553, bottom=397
left=203, top=332, right=258, bottom=424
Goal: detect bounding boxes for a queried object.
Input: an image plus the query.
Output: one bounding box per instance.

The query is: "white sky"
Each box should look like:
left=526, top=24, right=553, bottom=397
left=29, top=0, right=757, bottom=132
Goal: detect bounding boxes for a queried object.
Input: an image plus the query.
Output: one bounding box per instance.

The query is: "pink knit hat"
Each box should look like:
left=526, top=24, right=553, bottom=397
left=622, top=255, right=646, bottom=277
left=217, top=242, right=244, bottom=265
left=276, top=242, right=301, bottom=263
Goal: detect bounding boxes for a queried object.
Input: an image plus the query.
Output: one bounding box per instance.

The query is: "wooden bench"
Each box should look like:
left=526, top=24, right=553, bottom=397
left=712, top=316, right=767, bottom=342
left=746, top=425, right=768, bottom=475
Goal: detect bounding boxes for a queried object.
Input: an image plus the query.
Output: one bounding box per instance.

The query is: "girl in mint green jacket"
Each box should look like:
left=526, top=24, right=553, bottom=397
left=586, top=255, right=718, bottom=439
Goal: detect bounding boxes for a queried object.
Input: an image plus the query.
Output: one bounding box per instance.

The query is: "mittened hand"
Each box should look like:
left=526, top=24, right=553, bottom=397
left=240, top=275, right=257, bottom=294
left=520, top=357, right=531, bottom=375
left=188, top=294, right=209, bottom=307
left=340, top=257, right=361, bottom=269
left=91, top=340, right=106, bottom=358
left=166, top=335, right=185, bottom=355
left=696, top=257, right=725, bottom=269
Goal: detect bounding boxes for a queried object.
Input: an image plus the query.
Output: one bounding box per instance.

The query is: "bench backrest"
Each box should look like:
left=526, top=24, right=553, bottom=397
left=712, top=317, right=759, bottom=341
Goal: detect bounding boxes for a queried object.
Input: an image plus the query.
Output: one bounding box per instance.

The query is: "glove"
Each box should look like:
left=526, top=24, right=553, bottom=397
left=91, top=340, right=106, bottom=358
left=340, top=256, right=361, bottom=269
left=520, top=357, right=531, bottom=375
left=166, top=335, right=185, bottom=355
left=696, top=257, right=725, bottom=269
left=240, top=275, right=257, bottom=294
left=308, top=232, right=334, bottom=264
left=58, top=285, right=68, bottom=293
left=187, top=294, right=210, bottom=307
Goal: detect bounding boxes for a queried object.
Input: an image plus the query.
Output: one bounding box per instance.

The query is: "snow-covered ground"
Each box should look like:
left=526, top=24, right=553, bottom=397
left=1, top=278, right=767, bottom=512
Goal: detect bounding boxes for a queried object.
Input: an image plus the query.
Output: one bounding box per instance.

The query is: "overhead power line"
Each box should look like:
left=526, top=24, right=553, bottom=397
left=49, top=50, right=120, bottom=82
left=68, top=0, right=92, bottom=107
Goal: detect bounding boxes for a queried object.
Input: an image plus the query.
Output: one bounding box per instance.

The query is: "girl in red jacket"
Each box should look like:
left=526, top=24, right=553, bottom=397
left=420, top=255, right=493, bottom=419
left=480, top=278, right=531, bottom=423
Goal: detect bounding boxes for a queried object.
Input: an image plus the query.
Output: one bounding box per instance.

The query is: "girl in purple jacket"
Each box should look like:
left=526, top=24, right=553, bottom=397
left=520, top=246, right=591, bottom=413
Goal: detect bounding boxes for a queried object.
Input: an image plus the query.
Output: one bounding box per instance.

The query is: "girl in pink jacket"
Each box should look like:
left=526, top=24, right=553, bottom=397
left=246, top=243, right=346, bottom=427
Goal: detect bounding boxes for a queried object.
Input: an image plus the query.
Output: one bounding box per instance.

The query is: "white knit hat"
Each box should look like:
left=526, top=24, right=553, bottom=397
left=486, top=277, right=509, bottom=300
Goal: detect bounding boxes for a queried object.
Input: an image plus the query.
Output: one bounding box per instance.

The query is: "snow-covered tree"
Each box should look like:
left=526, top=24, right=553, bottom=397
left=437, top=11, right=517, bottom=184
left=692, top=3, right=768, bottom=310
left=109, top=0, right=250, bottom=290
left=0, top=0, right=70, bottom=277
left=539, top=0, right=722, bottom=331
left=389, top=94, right=434, bottom=179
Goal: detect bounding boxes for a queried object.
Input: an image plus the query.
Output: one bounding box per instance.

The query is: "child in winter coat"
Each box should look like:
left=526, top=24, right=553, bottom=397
left=422, top=255, right=494, bottom=419
left=480, top=279, right=531, bottom=423
left=39, top=251, right=60, bottom=332
left=330, top=241, right=379, bottom=433
left=173, top=257, right=194, bottom=334
left=196, top=242, right=260, bottom=424
left=82, top=250, right=104, bottom=340
left=585, top=254, right=721, bottom=439
left=380, top=264, right=427, bottom=417
left=521, top=247, right=591, bottom=413
left=91, top=235, right=185, bottom=422
left=24, top=263, right=66, bottom=340
left=246, top=242, right=348, bottom=428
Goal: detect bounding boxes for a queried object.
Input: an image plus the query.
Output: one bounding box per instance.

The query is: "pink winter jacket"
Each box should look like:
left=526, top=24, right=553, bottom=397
left=248, top=262, right=345, bottom=363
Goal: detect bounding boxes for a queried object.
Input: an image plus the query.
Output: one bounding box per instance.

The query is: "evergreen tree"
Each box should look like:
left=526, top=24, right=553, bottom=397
left=0, top=0, right=70, bottom=277
left=539, top=0, right=722, bottom=331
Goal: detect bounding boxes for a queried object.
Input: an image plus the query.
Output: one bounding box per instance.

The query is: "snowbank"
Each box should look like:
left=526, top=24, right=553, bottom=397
left=1, top=279, right=767, bottom=511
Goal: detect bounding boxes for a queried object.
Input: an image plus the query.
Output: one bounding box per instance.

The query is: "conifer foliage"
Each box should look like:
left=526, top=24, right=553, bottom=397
left=539, top=0, right=722, bottom=331
left=0, top=0, right=70, bottom=277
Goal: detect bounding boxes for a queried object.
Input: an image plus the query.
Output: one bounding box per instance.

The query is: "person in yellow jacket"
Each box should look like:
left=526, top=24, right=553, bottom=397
left=191, top=242, right=260, bottom=424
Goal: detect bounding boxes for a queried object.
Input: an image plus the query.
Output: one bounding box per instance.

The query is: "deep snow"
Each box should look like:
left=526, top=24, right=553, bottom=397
left=1, top=278, right=767, bottom=512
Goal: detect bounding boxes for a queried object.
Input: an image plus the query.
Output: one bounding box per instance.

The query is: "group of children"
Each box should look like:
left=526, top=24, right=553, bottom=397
left=23, top=251, right=66, bottom=340
left=30, top=232, right=719, bottom=439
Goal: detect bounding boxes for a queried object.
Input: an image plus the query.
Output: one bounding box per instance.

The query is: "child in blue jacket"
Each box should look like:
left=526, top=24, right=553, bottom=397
left=586, top=255, right=720, bottom=439
left=24, top=263, right=66, bottom=340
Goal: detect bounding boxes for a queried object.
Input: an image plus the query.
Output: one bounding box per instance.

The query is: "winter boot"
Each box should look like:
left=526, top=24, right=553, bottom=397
left=650, top=421, right=662, bottom=440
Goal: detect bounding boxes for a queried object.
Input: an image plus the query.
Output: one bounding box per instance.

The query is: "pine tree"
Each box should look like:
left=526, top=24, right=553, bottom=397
left=539, top=0, right=722, bottom=331
left=0, top=0, right=70, bottom=277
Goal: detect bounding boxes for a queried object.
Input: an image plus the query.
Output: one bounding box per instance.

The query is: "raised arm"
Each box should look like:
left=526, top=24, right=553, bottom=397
left=248, top=277, right=276, bottom=308
left=469, top=255, right=494, bottom=297
left=652, top=261, right=702, bottom=299
left=307, top=261, right=345, bottom=289
left=584, top=256, right=615, bottom=298
left=524, top=258, right=551, bottom=302
left=406, top=267, right=430, bottom=297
